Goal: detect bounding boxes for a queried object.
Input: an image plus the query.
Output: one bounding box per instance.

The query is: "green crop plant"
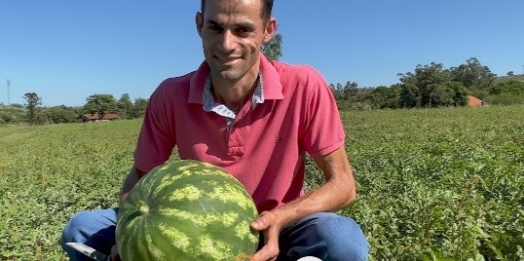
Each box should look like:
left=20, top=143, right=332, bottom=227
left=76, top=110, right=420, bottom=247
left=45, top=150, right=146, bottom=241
left=1, top=105, right=523, bottom=261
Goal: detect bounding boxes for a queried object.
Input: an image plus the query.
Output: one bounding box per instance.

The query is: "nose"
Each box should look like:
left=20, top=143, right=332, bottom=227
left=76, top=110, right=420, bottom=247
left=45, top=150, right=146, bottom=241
left=217, top=30, right=237, bottom=53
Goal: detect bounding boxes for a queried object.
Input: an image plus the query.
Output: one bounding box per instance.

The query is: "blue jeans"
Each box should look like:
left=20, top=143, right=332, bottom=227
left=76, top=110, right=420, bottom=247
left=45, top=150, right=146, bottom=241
left=61, top=208, right=369, bottom=261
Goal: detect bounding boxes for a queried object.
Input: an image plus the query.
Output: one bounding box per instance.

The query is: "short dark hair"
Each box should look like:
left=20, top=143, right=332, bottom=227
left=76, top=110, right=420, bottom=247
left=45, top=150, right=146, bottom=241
left=200, top=0, right=274, bottom=22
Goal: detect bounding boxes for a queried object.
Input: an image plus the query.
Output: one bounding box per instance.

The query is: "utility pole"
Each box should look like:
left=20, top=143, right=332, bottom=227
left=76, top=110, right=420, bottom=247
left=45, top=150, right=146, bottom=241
left=7, top=79, right=10, bottom=105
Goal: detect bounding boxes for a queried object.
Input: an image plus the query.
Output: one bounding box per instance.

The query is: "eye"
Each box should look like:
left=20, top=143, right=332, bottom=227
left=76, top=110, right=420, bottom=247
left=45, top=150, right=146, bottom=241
left=236, top=26, right=252, bottom=36
left=207, top=24, right=223, bottom=33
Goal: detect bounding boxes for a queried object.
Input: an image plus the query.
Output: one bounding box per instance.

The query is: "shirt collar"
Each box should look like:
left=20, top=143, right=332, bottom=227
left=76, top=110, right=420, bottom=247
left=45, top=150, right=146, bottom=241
left=202, top=72, right=264, bottom=114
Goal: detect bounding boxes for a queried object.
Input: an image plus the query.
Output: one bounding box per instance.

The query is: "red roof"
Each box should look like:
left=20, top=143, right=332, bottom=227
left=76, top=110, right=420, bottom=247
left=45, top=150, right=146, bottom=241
left=467, top=95, right=483, bottom=107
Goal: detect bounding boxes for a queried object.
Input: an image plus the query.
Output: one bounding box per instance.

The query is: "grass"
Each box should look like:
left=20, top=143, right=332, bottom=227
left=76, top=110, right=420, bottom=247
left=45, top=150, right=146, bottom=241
left=1, top=105, right=524, bottom=260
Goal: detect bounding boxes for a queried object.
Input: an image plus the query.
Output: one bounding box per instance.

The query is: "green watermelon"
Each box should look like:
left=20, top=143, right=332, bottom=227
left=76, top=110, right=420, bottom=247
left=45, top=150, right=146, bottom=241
left=115, top=160, right=260, bottom=261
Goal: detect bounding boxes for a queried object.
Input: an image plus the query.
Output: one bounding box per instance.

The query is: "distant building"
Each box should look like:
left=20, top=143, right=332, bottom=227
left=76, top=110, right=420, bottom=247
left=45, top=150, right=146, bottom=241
left=467, top=95, right=484, bottom=107
left=77, top=113, right=121, bottom=122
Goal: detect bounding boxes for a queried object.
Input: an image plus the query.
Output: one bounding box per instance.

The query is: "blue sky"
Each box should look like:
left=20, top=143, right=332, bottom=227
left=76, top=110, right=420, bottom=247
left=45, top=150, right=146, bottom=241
left=1, top=1, right=523, bottom=107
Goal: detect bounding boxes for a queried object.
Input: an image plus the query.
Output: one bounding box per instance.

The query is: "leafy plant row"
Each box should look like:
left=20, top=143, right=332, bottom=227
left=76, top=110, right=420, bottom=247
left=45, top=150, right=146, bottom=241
left=1, top=105, right=523, bottom=260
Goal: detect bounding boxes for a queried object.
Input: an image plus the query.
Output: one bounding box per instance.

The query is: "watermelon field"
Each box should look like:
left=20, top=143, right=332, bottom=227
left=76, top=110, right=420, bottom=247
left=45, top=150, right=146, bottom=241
left=1, top=105, right=523, bottom=261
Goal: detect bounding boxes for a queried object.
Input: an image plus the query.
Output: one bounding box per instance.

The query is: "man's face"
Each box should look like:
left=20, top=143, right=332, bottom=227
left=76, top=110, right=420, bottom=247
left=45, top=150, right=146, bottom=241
left=196, top=0, right=275, bottom=81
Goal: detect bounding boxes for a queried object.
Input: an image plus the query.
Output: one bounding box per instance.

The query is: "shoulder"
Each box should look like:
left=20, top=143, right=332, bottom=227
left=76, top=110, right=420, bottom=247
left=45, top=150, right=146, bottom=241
left=153, top=71, right=195, bottom=97
left=270, top=60, right=329, bottom=90
left=148, top=71, right=197, bottom=105
left=268, top=60, right=331, bottom=101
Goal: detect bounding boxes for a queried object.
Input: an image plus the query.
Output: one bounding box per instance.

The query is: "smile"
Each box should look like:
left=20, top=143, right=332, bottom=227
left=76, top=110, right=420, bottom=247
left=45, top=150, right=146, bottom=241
left=214, top=55, right=241, bottom=65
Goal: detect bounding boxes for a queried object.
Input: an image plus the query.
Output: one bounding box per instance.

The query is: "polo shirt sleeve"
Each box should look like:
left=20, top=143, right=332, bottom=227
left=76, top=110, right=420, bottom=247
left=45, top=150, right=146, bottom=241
left=133, top=83, right=177, bottom=174
left=302, top=68, right=346, bottom=158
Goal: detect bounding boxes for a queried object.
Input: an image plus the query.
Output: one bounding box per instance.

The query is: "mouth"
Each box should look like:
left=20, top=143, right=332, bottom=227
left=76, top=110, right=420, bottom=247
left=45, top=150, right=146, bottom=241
left=214, top=55, right=241, bottom=65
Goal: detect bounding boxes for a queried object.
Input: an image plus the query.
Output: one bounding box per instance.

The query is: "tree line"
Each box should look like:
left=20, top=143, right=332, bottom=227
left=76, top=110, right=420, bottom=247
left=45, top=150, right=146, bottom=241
left=0, top=93, right=148, bottom=125
left=330, top=58, right=524, bottom=110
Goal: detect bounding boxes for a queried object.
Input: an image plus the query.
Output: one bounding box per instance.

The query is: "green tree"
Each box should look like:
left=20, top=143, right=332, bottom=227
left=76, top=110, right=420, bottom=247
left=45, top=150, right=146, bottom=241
left=129, top=98, right=148, bottom=118
left=398, top=62, right=456, bottom=108
left=83, top=94, right=117, bottom=119
left=44, top=105, right=79, bottom=123
left=431, top=83, right=457, bottom=107
left=343, top=81, right=358, bottom=101
left=22, top=92, right=43, bottom=125
left=117, top=93, right=134, bottom=119
left=491, top=79, right=524, bottom=95
left=370, top=85, right=401, bottom=109
left=449, top=57, right=496, bottom=92
left=399, top=81, right=420, bottom=108
left=329, top=83, right=343, bottom=101
left=446, top=81, right=470, bottom=107
left=261, top=33, right=283, bottom=61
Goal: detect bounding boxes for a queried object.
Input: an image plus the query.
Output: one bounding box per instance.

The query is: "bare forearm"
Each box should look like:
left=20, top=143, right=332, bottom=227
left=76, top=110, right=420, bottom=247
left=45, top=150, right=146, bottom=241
left=119, top=166, right=145, bottom=204
left=274, top=171, right=355, bottom=227
left=273, top=148, right=357, bottom=227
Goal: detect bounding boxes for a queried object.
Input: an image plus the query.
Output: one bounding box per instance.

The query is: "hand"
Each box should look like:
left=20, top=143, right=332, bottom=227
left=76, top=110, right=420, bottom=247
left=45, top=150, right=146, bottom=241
left=250, top=211, right=281, bottom=261
left=108, top=244, right=120, bottom=261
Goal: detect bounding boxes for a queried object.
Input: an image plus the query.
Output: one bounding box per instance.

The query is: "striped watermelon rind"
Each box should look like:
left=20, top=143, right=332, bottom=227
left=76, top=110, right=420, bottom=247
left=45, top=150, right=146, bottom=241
left=115, top=160, right=260, bottom=261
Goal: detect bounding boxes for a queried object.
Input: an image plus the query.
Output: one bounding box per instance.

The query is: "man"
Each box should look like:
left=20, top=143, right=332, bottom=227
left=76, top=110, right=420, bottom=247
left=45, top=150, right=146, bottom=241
left=61, top=0, right=370, bottom=260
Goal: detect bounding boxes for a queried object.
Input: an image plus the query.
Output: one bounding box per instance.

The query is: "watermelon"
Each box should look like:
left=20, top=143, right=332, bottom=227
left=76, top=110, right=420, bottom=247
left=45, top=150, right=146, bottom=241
left=115, top=160, right=260, bottom=261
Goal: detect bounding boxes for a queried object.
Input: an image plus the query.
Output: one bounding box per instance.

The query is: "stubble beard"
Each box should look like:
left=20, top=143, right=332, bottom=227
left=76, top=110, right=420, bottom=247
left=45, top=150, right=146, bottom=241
left=209, top=60, right=248, bottom=82
left=217, top=69, right=244, bottom=81
left=205, top=49, right=259, bottom=83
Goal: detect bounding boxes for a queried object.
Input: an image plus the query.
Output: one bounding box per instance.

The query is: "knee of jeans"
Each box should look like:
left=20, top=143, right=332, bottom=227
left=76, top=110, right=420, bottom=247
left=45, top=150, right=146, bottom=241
left=61, top=211, right=93, bottom=245
left=316, top=213, right=370, bottom=261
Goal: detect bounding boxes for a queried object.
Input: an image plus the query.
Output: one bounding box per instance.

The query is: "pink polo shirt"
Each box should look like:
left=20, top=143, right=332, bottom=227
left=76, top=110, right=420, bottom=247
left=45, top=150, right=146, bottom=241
left=133, top=55, right=345, bottom=213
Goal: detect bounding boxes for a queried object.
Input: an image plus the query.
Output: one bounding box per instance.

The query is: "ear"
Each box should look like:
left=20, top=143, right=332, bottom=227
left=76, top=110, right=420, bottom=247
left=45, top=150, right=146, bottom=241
left=262, top=17, right=277, bottom=44
left=196, top=12, right=204, bottom=38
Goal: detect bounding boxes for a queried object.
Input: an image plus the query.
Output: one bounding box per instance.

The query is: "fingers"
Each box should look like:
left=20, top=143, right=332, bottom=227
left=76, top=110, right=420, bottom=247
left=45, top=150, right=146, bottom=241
left=251, top=211, right=276, bottom=232
left=251, top=236, right=279, bottom=261
left=251, top=216, right=280, bottom=261
left=110, top=244, right=118, bottom=256
left=109, top=245, right=120, bottom=261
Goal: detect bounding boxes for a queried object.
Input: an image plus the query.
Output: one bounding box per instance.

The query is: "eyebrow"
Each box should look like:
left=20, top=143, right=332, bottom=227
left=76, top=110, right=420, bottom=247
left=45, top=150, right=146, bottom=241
left=205, top=19, right=255, bottom=29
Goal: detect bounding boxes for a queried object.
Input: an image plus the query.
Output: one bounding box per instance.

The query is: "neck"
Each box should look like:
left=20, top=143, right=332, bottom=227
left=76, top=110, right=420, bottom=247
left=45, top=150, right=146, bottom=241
left=211, top=65, right=260, bottom=109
